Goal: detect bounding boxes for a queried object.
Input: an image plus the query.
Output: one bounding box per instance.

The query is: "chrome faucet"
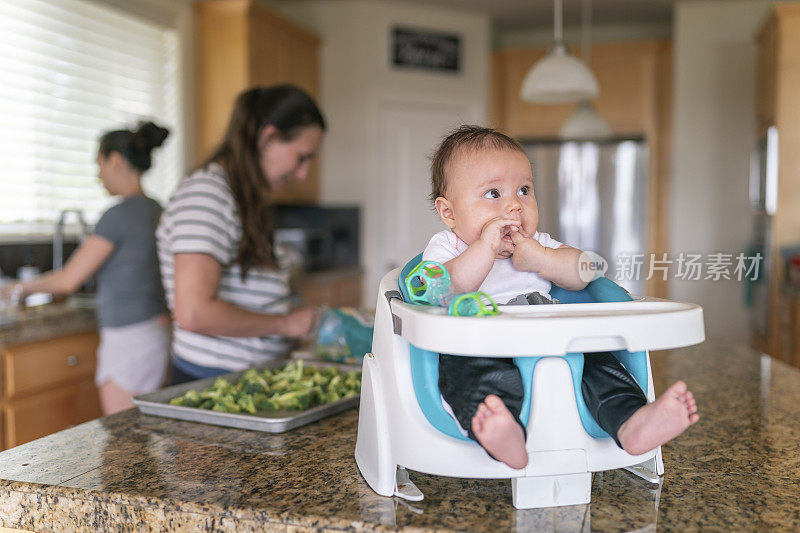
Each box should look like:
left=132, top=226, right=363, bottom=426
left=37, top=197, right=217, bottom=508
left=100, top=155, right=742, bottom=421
left=53, top=209, right=89, bottom=270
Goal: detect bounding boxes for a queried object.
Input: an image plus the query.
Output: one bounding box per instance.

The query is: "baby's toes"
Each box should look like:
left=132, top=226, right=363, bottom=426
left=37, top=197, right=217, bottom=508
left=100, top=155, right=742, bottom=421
left=471, top=414, right=485, bottom=434
left=687, top=399, right=698, bottom=414
left=484, top=394, right=507, bottom=413
left=683, top=394, right=697, bottom=410
left=679, top=392, right=694, bottom=406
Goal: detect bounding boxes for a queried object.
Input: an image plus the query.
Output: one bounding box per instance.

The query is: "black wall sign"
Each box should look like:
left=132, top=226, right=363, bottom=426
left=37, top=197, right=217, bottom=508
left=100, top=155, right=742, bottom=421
left=392, top=27, right=461, bottom=73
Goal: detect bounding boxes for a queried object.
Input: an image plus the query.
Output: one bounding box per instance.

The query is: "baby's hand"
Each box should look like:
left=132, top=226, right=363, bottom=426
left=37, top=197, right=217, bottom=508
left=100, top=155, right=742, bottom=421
left=479, top=217, right=520, bottom=258
left=509, top=229, right=547, bottom=272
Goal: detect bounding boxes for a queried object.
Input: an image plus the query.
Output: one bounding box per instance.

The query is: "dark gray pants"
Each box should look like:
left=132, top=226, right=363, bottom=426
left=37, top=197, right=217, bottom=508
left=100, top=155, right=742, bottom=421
left=438, top=292, right=647, bottom=450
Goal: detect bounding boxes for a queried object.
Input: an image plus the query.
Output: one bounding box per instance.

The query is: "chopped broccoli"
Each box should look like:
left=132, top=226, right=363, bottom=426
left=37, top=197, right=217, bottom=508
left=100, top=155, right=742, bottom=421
left=167, top=361, right=361, bottom=414
left=237, top=394, right=257, bottom=414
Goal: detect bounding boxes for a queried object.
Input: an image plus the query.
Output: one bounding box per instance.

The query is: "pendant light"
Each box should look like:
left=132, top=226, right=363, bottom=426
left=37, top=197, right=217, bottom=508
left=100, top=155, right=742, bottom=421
left=520, top=0, right=599, bottom=103
left=560, top=100, right=612, bottom=139
left=559, top=0, right=611, bottom=139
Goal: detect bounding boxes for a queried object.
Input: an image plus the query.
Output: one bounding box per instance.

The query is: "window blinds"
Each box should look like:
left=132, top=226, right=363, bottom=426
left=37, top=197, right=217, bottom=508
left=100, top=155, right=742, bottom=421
left=0, top=0, right=183, bottom=227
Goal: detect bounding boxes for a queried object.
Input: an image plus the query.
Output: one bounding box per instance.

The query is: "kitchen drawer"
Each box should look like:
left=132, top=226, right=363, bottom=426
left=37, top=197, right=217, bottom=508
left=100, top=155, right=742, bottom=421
left=3, top=331, right=98, bottom=399
left=4, top=379, right=101, bottom=448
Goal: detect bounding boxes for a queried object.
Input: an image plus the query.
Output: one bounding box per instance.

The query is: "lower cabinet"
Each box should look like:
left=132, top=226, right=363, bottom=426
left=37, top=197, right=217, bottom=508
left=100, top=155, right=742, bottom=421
left=777, top=289, right=800, bottom=370
left=1, top=331, right=102, bottom=450
left=5, top=380, right=101, bottom=448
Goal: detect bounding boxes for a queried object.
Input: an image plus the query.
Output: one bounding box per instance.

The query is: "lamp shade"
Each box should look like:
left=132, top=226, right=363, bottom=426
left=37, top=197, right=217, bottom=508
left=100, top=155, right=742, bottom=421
left=559, top=100, right=612, bottom=140
left=520, top=43, right=599, bottom=104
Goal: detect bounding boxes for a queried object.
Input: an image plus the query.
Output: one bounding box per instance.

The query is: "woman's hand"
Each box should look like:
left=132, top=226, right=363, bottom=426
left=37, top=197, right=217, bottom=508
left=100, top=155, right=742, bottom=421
left=0, top=282, right=23, bottom=305
left=281, top=307, right=320, bottom=339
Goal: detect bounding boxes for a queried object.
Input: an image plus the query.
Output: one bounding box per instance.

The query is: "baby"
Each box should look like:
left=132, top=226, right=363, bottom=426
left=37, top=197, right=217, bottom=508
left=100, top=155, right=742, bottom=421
left=422, top=125, right=699, bottom=469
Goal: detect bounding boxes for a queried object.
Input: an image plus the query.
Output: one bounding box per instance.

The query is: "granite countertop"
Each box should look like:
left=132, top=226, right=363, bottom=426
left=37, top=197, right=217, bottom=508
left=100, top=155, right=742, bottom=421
left=0, top=341, right=799, bottom=531
left=0, top=298, right=96, bottom=347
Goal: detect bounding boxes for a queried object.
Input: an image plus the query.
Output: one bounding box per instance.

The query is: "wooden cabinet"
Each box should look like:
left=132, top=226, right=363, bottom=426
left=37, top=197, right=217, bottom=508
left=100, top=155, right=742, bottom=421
left=492, top=40, right=672, bottom=298
left=5, top=380, right=100, bottom=448
left=753, top=6, right=800, bottom=367
left=4, top=332, right=96, bottom=398
left=195, top=0, right=321, bottom=204
left=295, top=269, right=363, bottom=308
left=776, top=290, right=800, bottom=368
left=1, top=331, right=101, bottom=449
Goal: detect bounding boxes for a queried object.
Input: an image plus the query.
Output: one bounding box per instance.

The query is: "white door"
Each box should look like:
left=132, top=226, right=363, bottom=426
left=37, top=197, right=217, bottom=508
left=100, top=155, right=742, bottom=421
left=374, top=100, right=475, bottom=288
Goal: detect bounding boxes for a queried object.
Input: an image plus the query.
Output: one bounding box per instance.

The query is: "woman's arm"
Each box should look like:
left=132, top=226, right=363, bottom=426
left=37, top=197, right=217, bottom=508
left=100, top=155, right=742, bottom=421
left=172, top=253, right=315, bottom=338
left=14, top=235, right=114, bottom=297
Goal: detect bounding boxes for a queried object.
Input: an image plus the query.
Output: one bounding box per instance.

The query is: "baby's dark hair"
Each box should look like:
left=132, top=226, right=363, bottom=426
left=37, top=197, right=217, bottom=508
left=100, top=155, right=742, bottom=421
left=98, top=121, right=170, bottom=173
left=429, top=125, right=525, bottom=202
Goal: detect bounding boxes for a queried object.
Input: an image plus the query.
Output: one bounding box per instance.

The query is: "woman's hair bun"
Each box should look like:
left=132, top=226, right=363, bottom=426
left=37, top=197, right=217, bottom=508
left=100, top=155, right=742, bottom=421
left=99, top=120, right=170, bottom=173
left=133, top=121, right=170, bottom=151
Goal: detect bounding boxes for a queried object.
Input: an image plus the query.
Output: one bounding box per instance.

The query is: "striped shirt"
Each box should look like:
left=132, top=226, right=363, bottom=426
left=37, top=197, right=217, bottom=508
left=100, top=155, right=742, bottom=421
left=156, top=163, right=292, bottom=371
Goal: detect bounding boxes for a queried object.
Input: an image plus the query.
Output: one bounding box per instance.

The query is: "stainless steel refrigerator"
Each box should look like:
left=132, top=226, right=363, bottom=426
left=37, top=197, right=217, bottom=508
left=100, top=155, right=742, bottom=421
left=747, top=126, right=777, bottom=339
left=522, top=139, right=649, bottom=295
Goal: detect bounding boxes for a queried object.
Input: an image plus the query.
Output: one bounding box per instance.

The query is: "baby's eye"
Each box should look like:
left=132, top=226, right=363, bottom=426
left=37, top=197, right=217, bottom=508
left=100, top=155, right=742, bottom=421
left=518, top=185, right=531, bottom=196
left=483, top=189, right=500, bottom=199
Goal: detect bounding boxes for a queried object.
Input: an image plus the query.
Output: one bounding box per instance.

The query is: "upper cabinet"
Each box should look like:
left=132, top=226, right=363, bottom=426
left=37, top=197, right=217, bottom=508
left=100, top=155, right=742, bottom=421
left=195, top=0, right=321, bottom=203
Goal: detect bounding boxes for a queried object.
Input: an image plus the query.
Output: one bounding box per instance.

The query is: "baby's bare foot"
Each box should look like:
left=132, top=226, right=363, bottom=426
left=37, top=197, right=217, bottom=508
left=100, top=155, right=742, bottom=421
left=471, top=395, right=528, bottom=469
left=617, top=381, right=699, bottom=456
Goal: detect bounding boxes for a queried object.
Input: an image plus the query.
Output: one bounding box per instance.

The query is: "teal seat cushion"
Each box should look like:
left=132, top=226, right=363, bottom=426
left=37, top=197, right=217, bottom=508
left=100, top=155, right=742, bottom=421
left=398, top=254, right=649, bottom=442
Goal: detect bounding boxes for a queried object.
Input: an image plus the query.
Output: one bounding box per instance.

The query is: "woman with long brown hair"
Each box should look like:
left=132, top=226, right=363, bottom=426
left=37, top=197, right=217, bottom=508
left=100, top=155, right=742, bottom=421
left=156, top=85, right=325, bottom=383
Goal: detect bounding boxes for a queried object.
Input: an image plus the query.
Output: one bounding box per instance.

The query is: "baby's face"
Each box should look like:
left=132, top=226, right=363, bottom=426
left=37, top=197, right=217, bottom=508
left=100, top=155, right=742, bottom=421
left=438, top=148, right=539, bottom=255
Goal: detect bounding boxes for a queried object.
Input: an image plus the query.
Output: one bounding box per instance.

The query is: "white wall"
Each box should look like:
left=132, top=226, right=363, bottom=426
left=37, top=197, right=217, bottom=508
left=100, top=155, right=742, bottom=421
left=671, top=0, right=771, bottom=342
left=273, top=0, right=491, bottom=306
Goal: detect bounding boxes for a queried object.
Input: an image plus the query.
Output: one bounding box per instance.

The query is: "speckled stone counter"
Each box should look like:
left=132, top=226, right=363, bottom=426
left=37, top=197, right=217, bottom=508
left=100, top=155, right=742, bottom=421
left=0, top=341, right=799, bottom=531
left=0, top=299, right=96, bottom=347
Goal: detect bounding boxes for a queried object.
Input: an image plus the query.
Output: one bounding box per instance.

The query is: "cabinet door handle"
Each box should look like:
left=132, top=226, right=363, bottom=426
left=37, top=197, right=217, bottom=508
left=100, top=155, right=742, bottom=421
left=66, top=355, right=79, bottom=367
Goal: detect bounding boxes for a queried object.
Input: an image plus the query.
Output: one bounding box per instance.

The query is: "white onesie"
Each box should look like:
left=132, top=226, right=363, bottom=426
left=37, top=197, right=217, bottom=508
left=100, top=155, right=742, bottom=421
left=422, top=229, right=564, bottom=304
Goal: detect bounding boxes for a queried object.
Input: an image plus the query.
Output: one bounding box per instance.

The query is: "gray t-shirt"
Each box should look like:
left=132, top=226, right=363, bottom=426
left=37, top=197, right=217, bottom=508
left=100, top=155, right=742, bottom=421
left=93, top=195, right=166, bottom=328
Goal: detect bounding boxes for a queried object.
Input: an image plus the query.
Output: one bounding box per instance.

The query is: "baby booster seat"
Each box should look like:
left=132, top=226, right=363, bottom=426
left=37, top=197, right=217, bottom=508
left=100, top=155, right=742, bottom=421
left=355, top=255, right=704, bottom=508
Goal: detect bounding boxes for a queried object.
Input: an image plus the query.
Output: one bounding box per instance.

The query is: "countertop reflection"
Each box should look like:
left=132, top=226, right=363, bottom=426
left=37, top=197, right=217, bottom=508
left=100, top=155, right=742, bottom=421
left=0, top=298, right=96, bottom=347
left=0, top=341, right=798, bottom=531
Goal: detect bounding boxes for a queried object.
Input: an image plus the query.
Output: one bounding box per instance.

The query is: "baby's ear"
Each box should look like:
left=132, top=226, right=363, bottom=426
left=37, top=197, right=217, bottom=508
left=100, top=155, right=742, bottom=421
left=434, top=197, right=456, bottom=229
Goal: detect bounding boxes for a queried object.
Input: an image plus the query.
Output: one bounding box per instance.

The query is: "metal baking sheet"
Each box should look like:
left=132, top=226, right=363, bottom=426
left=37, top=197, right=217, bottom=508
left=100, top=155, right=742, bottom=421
left=132, top=360, right=361, bottom=433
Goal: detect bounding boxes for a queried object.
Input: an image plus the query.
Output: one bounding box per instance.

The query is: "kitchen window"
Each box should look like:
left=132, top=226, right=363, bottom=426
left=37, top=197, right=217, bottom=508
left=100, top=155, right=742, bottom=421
left=0, top=0, right=184, bottom=231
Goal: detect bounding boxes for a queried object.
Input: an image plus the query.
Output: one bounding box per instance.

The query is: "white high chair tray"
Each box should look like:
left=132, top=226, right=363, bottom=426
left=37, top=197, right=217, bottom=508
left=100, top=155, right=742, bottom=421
left=389, top=296, right=704, bottom=356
